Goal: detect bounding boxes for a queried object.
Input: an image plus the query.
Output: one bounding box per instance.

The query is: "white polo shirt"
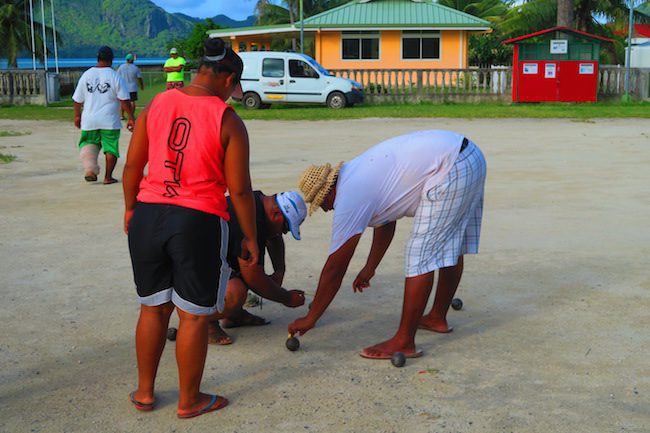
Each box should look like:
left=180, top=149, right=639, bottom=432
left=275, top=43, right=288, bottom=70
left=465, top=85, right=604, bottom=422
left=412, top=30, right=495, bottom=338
left=329, top=130, right=463, bottom=254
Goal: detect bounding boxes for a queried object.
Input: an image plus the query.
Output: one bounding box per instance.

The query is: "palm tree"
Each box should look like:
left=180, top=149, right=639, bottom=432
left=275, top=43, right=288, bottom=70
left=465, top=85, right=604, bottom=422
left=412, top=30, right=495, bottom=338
left=0, top=0, right=56, bottom=68
left=255, top=0, right=348, bottom=51
left=438, top=0, right=511, bottom=21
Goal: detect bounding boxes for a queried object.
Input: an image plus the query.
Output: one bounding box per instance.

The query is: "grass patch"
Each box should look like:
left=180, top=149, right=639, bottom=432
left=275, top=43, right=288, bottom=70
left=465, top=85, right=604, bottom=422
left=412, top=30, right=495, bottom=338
left=234, top=100, right=650, bottom=121
left=2, top=100, right=649, bottom=122
left=0, top=130, right=32, bottom=137
left=0, top=152, right=16, bottom=163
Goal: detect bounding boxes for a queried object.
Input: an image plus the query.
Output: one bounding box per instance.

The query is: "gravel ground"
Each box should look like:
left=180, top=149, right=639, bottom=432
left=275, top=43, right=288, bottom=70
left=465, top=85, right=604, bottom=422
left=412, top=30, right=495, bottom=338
left=1, top=117, right=649, bottom=433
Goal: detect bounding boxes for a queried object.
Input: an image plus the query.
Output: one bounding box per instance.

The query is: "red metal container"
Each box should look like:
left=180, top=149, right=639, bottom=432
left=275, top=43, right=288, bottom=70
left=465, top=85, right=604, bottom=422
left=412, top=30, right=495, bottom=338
left=504, top=27, right=612, bottom=103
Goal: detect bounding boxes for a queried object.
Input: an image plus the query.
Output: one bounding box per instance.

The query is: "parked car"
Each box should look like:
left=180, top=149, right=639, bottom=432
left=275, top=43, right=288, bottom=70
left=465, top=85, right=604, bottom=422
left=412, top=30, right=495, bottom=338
left=235, top=51, right=364, bottom=109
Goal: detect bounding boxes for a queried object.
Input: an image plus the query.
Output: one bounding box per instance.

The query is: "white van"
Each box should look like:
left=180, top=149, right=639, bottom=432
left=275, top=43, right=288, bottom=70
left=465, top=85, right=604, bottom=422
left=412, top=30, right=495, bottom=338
left=236, top=51, right=364, bottom=109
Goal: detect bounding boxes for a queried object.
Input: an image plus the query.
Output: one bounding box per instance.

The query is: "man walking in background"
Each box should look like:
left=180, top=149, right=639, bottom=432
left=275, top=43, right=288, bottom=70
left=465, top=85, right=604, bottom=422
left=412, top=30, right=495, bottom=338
left=73, top=46, right=135, bottom=184
left=164, top=47, right=186, bottom=90
left=117, top=53, right=144, bottom=119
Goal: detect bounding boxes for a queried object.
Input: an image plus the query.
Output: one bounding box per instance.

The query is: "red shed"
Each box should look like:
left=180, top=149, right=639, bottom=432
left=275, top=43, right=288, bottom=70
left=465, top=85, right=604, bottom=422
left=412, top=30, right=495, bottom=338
left=503, top=27, right=612, bottom=103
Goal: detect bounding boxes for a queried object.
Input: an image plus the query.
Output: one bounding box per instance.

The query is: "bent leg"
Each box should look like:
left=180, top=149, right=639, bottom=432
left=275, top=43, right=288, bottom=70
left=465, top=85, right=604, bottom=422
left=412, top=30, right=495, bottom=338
left=207, top=277, right=248, bottom=345
left=133, top=302, right=175, bottom=404
left=361, top=271, right=434, bottom=358
left=420, top=256, right=464, bottom=333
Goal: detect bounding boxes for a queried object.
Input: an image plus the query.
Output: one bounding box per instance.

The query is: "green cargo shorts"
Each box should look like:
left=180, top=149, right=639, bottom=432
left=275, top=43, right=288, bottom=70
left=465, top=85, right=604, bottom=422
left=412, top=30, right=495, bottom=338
left=79, top=129, right=121, bottom=158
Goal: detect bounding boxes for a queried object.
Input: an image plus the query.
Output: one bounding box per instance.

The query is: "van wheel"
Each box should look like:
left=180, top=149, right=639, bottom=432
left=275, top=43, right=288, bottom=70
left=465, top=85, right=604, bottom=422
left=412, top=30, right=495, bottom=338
left=260, top=103, right=271, bottom=109
left=243, top=92, right=262, bottom=109
left=326, top=92, right=346, bottom=109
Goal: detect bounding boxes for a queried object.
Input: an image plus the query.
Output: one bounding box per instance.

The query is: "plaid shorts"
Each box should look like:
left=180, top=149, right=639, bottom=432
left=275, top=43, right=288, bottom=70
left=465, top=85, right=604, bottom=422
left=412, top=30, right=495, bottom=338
left=405, top=141, right=486, bottom=277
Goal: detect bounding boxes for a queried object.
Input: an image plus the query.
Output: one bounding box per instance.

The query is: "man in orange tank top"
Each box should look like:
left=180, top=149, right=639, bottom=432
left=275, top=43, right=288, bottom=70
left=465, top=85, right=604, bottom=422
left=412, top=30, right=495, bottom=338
left=123, top=38, right=257, bottom=419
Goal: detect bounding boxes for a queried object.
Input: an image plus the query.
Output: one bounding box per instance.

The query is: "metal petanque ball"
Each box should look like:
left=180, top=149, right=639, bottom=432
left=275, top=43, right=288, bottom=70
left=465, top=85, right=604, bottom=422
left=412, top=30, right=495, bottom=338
left=451, top=298, right=463, bottom=311
left=391, top=352, right=406, bottom=367
left=286, top=336, right=300, bottom=352
left=167, top=327, right=177, bottom=341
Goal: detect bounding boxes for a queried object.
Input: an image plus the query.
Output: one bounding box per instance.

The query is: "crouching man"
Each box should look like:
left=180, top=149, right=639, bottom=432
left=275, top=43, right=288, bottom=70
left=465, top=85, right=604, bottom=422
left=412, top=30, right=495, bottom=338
left=209, top=191, right=308, bottom=344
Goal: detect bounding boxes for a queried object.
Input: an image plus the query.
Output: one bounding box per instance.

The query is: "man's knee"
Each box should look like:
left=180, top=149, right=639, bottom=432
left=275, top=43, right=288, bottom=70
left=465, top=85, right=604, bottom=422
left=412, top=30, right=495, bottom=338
left=141, top=302, right=175, bottom=318
left=225, top=277, right=249, bottom=310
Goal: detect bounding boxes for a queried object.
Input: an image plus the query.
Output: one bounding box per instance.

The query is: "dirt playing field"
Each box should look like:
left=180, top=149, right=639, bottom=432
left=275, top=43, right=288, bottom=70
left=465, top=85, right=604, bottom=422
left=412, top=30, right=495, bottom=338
left=1, top=117, right=649, bottom=433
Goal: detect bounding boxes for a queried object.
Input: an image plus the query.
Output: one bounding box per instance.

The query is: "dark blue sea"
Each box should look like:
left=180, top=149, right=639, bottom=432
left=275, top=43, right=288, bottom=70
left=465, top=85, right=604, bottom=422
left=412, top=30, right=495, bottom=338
left=0, top=57, right=167, bottom=70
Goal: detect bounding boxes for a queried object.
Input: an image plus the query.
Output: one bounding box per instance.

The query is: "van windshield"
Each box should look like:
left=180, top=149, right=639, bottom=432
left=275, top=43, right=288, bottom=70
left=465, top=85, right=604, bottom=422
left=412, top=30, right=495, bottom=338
left=299, top=54, right=331, bottom=77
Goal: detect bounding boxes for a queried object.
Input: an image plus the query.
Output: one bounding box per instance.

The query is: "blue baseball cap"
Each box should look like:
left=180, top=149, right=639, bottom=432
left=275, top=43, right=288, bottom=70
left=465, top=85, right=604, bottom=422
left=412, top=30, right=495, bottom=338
left=276, top=191, right=307, bottom=240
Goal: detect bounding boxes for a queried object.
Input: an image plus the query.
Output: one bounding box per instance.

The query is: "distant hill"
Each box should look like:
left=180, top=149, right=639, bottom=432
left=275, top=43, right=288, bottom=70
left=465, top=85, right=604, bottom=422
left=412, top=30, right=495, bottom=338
left=47, top=0, right=256, bottom=57
left=211, top=14, right=256, bottom=28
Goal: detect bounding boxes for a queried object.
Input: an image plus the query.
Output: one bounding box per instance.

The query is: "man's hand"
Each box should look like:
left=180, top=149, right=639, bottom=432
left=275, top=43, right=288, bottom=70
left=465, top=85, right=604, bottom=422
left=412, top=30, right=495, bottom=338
left=126, top=118, right=135, bottom=132
left=74, top=115, right=81, bottom=129
left=283, top=290, right=305, bottom=308
left=288, top=315, right=316, bottom=337
left=124, top=209, right=134, bottom=234
left=352, top=265, right=375, bottom=293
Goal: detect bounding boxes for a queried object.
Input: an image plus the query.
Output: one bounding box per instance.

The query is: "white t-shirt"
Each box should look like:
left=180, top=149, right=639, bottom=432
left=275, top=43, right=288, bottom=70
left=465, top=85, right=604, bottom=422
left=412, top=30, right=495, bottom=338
left=117, top=62, right=141, bottom=93
left=72, top=67, right=129, bottom=130
left=329, top=130, right=464, bottom=254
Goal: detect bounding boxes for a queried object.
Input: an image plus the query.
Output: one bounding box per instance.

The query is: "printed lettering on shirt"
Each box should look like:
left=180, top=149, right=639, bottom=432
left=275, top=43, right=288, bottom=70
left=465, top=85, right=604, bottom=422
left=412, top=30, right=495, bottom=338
left=163, top=117, right=191, bottom=198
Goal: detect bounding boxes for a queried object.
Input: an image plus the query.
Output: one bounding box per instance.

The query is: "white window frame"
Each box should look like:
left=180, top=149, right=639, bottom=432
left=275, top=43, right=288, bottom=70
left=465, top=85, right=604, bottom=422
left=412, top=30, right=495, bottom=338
left=401, top=30, right=441, bottom=61
left=340, top=31, right=381, bottom=61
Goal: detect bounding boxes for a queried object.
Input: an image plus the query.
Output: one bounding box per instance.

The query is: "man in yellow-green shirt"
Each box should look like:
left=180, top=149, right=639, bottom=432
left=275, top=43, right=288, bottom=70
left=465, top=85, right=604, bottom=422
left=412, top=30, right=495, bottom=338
left=164, top=47, right=186, bottom=90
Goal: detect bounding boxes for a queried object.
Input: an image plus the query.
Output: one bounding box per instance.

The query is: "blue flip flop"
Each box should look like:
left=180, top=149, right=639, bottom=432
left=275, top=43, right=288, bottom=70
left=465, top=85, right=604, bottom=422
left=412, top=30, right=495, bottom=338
left=129, top=391, right=154, bottom=412
left=177, top=394, right=229, bottom=419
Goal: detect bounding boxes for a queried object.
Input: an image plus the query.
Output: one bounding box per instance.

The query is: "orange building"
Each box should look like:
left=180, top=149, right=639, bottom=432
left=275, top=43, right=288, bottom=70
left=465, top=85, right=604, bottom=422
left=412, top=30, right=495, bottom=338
left=208, top=0, right=490, bottom=71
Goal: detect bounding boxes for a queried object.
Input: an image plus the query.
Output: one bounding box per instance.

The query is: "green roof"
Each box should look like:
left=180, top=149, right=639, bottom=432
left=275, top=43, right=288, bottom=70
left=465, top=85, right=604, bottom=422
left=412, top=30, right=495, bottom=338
left=207, top=0, right=489, bottom=37
left=302, top=0, right=490, bottom=28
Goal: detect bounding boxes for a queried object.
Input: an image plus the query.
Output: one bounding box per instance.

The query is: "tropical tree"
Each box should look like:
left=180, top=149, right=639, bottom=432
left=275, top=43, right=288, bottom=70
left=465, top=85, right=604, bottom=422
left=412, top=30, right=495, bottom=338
left=255, top=0, right=349, bottom=50
left=168, top=19, right=223, bottom=63
left=438, top=0, right=511, bottom=21
left=0, top=0, right=56, bottom=68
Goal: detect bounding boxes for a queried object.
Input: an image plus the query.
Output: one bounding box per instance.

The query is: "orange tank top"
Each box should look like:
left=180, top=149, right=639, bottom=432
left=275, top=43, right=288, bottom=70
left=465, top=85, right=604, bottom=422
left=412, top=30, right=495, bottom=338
left=137, top=89, right=230, bottom=219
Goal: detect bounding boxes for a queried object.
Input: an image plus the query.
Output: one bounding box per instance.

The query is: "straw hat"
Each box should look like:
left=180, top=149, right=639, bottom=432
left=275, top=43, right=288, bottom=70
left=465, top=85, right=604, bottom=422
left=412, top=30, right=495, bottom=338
left=298, top=162, right=343, bottom=215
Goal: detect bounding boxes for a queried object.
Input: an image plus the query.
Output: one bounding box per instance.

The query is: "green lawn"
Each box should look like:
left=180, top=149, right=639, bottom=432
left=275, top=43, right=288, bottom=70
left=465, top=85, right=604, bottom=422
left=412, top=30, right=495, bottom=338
left=2, top=97, right=648, bottom=122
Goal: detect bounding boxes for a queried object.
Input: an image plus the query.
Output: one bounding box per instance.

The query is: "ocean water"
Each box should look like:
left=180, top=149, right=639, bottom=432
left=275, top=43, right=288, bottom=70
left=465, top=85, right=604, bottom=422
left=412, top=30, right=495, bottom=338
left=0, top=57, right=167, bottom=70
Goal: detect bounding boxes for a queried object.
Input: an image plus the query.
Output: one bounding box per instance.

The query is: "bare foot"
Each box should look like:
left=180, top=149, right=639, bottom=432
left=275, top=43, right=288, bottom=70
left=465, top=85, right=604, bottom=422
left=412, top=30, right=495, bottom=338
left=208, top=321, right=233, bottom=345
left=360, top=337, right=421, bottom=359
left=103, top=177, right=118, bottom=185
left=418, top=315, right=453, bottom=333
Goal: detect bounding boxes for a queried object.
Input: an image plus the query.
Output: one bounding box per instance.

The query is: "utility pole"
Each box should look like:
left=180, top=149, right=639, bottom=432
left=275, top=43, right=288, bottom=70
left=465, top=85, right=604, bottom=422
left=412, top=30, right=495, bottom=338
left=39, top=0, right=48, bottom=71
left=50, top=0, right=59, bottom=73
left=300, top=0, right=304, bottom=54
left=29, top=0, right=36, bottom=70
left=624, top=0, right=635, bottom=100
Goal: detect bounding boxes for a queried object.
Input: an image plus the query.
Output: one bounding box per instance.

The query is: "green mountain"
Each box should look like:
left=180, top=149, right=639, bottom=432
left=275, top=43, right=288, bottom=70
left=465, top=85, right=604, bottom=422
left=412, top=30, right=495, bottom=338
left=49, top=0, right=255, bottom=57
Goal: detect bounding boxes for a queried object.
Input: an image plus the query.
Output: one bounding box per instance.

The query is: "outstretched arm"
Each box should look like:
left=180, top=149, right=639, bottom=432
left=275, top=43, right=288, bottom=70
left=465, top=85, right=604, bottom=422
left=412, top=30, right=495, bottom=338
left=288, top=234, right=361, bottom=336
left=352, top=221, right=396, bottom=292
left=238, top=257, right=304, bottom=307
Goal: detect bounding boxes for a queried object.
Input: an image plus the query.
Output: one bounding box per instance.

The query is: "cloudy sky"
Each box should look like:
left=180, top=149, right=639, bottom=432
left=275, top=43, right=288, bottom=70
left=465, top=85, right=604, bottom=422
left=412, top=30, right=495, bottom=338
left=150, top=0, right=280, bottom=20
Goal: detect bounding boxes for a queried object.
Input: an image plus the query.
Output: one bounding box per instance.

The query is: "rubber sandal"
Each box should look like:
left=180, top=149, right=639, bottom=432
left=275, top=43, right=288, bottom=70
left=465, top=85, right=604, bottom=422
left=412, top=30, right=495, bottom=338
left=359, top=349, right=423, bottom=360
left=177, top=394, right=228, bottom=419
left=129, top=391, right=154, bottom=412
